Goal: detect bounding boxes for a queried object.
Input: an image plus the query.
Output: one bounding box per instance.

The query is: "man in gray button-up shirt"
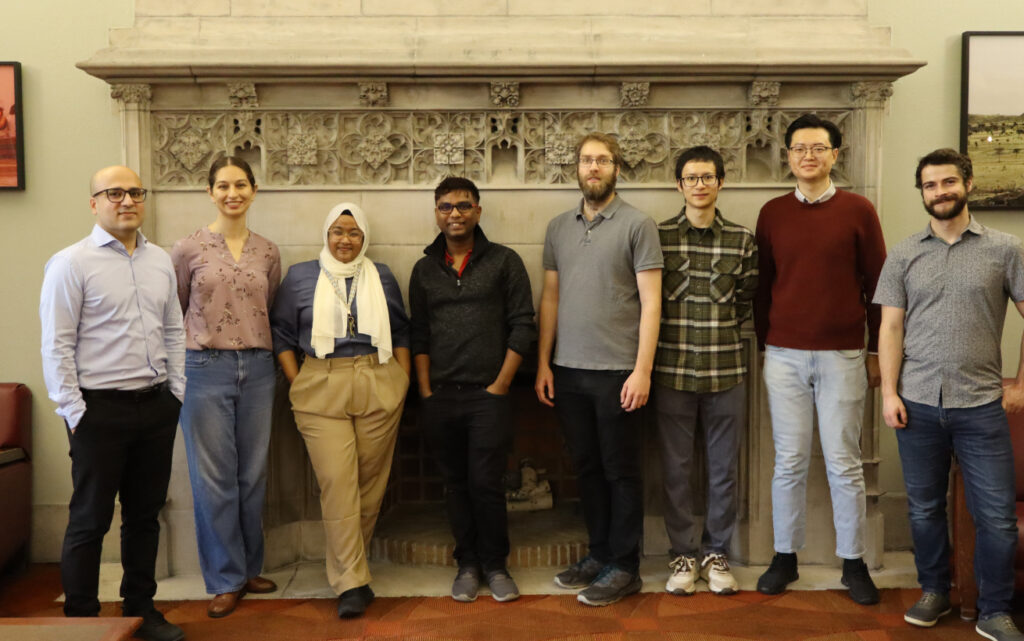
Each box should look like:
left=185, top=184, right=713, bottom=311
left=875, top=148, right=1024, bottom=639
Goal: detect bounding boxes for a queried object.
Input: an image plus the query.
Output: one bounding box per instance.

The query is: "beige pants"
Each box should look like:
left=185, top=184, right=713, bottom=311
left=289, top=353, right=409, bottom=594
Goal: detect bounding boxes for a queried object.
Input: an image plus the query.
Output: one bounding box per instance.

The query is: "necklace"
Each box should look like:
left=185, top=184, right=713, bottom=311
left=320, top=261, right=362, bottom=337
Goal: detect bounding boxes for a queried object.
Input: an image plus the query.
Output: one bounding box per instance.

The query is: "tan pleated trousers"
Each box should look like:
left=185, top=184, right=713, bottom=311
left=289, top=353, right=409, bottom=594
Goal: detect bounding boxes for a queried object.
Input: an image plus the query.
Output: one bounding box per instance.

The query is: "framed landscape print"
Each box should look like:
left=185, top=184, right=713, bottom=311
left=961, top=32, right=1024, bottom=210
left=0, top=62, right=23, bottom=190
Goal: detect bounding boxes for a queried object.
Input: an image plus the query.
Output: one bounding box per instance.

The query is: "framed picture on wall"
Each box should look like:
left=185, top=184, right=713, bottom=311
left=961, top=32, right=1024, bottom=210
left=0, top=62, right=24, bottom=190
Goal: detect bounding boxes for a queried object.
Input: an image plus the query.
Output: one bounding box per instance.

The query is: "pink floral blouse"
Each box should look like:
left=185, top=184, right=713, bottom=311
left=171, top=227, right=281, bottom=351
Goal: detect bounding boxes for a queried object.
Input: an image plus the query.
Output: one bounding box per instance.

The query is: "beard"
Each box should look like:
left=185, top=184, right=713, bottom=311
left=924, top=192, right=968, bottom=220
left=578, top=171, right=617, bottom=204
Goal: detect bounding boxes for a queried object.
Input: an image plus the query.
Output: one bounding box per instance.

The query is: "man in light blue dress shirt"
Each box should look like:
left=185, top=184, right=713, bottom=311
left=40, top=165, right=186, bottom=641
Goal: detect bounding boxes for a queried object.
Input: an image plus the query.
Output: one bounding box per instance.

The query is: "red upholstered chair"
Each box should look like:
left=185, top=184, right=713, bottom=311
left=951, top=379, right=1024, bottom=620
left=0, top=383, right=32, bottom=573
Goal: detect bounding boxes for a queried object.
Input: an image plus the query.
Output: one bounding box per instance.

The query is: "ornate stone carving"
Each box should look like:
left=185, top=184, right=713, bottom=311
left=359, top=82, right=389, bottom=107
left=490, top=81, right=520, bottom=108
left=851, top=81, right=894, bottom=107
left=168, top=128, right=209, bottom=171
left=620, top=82, right=650, bottom=108
left=544, top=133, right=575, bottom=165
left=227, top=82, right=258, bottom=109
left=748, top=81, right=781, bottom=107
left=151, top=108, right=852, bottom=187
left=110, top=84, right=152, bottom=105
left=433, top=133, right=464, bottom=165
left=287, top=133, right=318, bottom=165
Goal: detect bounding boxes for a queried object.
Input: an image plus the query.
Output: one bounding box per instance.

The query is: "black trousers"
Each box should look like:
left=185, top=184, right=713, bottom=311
left=553, top=366, right=643, bottom=573
left=62, top=385, right=180, bottom=617
left=420, top=387, right=512, bottom=573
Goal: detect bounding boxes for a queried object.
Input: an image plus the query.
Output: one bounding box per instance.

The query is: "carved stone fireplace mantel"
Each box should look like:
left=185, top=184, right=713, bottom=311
left=78, top=3, right=923, bottom=578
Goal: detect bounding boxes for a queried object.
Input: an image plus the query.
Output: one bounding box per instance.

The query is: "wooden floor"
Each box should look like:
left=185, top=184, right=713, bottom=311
left=0, top=564, right=1007, bottom=640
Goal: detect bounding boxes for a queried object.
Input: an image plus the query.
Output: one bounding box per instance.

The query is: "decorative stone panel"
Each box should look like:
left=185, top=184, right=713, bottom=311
left=151, top=108, right=852, bottom=187
left=227, top=82, right=258, bottom=109
left=620, top=82, right=650, bottom=108
left=490, top=81, right=520, bottom=108
left=748, top=81, right=781, bottom=107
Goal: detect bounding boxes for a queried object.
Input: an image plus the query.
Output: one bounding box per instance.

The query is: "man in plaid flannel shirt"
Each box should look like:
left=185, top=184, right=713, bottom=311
left=654, top=145, right=757, bottom=597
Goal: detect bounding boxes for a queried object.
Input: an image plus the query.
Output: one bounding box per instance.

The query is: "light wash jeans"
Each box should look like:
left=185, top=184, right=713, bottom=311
left=763, top=346, right=868, bottom=559
left=180, top=348, right=276, bottom=594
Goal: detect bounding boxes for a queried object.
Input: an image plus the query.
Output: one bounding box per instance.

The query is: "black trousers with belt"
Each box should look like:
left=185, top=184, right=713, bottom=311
left=61, top=384, right=180, bottom=617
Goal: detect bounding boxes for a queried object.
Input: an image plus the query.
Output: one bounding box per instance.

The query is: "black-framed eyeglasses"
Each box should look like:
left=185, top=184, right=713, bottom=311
left=679, top=174, right=721, bottom=187
left=92, top=187, right=148, bottom=203
left=787, top=145, right=834, bottom=157
left=436, top=201, right=476, bottom=214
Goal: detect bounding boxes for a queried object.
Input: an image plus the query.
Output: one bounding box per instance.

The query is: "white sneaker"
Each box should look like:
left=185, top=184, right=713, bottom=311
left=665, top=555, right=698, bottom=595
left=700, top=553, right=739, bottom=595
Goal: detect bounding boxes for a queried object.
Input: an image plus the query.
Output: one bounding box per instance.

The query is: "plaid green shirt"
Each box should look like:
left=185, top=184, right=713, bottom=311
left=654, top=209, right=758, bottom=393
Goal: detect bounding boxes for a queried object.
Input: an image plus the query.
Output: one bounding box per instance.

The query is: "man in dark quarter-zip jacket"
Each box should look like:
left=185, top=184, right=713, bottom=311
left=408, top=176, right=536, bottom=604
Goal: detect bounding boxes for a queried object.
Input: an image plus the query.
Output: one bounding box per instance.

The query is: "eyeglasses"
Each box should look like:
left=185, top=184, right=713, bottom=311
left=328, top=228, right=364, bottom=241
left=92, top=187, right=148, bottom=203
left=787, top=145, right=834, bottom=157
left=679, top=174, right=721, bottom=187
left=578, top=156, right=615, bottom=168
left=436, top=201, right=476, bottom=214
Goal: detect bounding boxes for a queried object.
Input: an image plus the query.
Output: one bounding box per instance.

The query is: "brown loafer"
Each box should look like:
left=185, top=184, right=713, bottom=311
left=245, top=576, right=277, bottom=594
left=207, top=590, right=244, bottom=618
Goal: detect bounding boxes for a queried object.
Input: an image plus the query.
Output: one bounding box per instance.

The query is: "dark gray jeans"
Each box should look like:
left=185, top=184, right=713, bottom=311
left=654, top=381, right=745, bottom=557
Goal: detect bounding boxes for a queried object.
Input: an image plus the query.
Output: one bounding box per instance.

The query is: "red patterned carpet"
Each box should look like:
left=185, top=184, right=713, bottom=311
left=0, top=565, right=1003, bottom=640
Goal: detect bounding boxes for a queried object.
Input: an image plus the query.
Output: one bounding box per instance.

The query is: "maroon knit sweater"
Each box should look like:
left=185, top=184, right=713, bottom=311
left=754, top=190, right=886, bottom=352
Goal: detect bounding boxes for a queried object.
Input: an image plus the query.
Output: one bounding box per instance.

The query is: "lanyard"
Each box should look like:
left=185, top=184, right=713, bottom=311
left=320, top=261, right=361, bottom=337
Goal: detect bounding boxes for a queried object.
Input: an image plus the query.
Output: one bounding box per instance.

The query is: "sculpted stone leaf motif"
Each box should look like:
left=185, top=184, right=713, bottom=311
left=356, top=134, right=396, bottom=169
left=490, top=81, right=520, bottom=108
left=619, top=129, right=652, bottom=168
left=544, top=133, right=575, bottom=165
left=227, top=82, right=258, bottom=109
left=851, top=81, right=894, bottom=106
left=168, top=128, right=208, bottom=171
left=110, top=84, right=152, bottom=104
left=748, top=81, right=780, bottom=107
left=433, top=133, right=464, bottom=165
left=359, top=82, right=389, bottom=107
left=620, top=82, right=650, bottom=108
left=287, top=133, right=318, bottom=165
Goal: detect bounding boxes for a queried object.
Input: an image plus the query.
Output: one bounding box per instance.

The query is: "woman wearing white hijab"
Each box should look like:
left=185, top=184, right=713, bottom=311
left=271, top=203, right=410, bottom=618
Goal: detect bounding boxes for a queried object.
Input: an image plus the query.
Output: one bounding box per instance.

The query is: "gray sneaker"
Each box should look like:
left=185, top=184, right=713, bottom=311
left=451, top=566, right=481, bottom=602
left=554, top=555, right=605, bottom=589
left=577, top=566, right=642, bottom=607
left=976, top=614, right=1024, bottom=641
left=904, top=591, right=951, bottom=627
left=485, top=569, right=520, bottom=602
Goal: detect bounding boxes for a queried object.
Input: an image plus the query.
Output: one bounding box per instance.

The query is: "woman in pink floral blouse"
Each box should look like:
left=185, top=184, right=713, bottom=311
left=170, top=156, right=281, bottom=619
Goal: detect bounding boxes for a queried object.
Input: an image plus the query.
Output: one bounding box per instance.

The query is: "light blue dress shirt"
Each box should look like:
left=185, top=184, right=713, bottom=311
left=40, top=225, right=186, bottom=429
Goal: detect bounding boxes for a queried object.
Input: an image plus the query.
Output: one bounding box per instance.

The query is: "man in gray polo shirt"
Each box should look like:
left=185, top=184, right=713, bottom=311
left=535, top=132, right=663, bottom=607
left=875, top=148, right=1024, bottom=641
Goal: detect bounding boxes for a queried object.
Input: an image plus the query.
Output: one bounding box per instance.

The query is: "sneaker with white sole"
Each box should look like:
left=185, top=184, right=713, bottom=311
left=451, top=566, right=481, bottom=602
left=665, top=555, right=698, bottom=596
left=485, top=569, right=520, bottom=602
left=903, top=591, right=951, bottom=627
left=700, top=553, right=739, bottom=595
left=554, top=555, right=605, bottom=589
left=976, top=613, right=1024, bottom=641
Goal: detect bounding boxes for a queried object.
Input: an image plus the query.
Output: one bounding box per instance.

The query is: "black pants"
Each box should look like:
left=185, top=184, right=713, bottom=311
left=62, top=386, right=180, bottom=617
left=420, top=387, right=512, bottom=573
left=553, top=366, right=643, bottom=573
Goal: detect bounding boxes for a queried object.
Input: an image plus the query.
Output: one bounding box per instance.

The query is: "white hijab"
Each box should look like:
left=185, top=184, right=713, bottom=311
left=310, top=203, right=392, bottom=362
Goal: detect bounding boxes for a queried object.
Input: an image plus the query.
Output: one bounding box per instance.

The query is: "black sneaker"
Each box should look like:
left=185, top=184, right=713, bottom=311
left=756, top=553, right=798, bottom=595
left=840, top=558, right=879, bottom=605
left=337, top=585, right=374, bottom=618
left=554, top=555, right=605, bottom=589
left=130, top=609, right=185, bottom=641
left=576, top=567, right=642, bottom=607
left=904, top=591, right=951, bottom=627
left=976, top=613, right=1024, bottom=641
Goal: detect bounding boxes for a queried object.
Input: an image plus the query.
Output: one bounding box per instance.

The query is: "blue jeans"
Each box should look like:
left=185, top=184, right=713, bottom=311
left=897, top=397, right=1018, bottom=617
left=180, top=349, right=276, bottom=594
left=763, top=346, right=868, bottom=559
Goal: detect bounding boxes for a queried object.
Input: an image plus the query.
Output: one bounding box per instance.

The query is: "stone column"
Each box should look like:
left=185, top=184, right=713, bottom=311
left=110, top=83, right=154, bottom=237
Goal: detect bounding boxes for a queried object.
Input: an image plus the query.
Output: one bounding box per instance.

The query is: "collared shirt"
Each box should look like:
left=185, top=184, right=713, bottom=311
left=40, top=225, right=186, bottom=429
left=655, top=209, right=758, bottom=393
left=542, top=195, right=663, bottom=370
left=873, top=217, right=1024, bottom=408
left=794, top=179, right=836, bottom=204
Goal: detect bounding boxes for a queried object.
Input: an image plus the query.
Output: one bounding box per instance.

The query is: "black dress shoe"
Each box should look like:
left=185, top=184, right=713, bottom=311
left=337, top=585, right=374, bottom=618
left=129, top=608, right=185, bottom=641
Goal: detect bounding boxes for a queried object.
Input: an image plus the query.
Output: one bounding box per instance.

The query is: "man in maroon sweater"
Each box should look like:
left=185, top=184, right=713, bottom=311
left=753, top=114, right=886, bottom=605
